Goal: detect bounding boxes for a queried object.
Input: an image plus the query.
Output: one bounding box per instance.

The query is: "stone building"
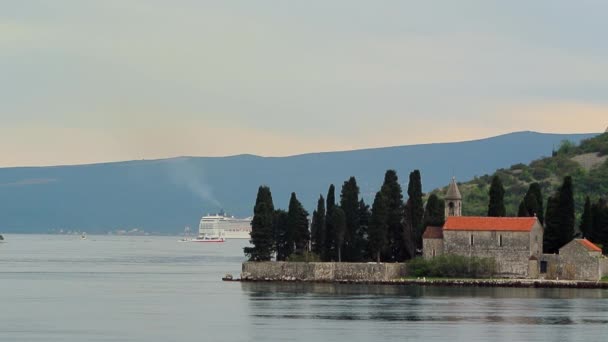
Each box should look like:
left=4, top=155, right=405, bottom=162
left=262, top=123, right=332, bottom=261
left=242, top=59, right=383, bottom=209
left=423, top=178, right=544, bottom=278
left=541, top=239, right=608, bottom=281
left=422, top=226, right=443, bottom=259
left=422, top=178, right=608, bottom=280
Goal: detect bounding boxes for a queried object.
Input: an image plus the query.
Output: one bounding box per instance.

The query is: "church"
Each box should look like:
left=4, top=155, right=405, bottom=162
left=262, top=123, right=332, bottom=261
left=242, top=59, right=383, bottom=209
left=422, top=178, right=608, bottom=279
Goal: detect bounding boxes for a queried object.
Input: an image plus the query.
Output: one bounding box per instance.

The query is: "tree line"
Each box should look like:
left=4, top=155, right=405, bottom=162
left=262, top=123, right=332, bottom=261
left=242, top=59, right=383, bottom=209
left=245, top=170, right=445, bottom=262
left=488, top=174, right=608, bottom=254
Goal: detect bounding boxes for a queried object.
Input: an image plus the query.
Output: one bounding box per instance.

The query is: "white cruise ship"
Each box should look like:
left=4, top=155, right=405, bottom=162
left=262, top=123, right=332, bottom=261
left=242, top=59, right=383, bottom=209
left=198, top=213, right=252, bottom=240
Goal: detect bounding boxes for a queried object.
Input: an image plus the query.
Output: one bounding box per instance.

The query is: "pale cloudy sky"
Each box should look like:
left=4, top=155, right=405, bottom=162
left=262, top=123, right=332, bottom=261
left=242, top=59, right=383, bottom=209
left=1, top=1, right=607, bottom=167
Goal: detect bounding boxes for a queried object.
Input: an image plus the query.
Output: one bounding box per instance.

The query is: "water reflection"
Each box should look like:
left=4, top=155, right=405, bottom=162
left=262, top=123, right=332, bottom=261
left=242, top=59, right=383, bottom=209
left=242, top=282, right=608, bottom=326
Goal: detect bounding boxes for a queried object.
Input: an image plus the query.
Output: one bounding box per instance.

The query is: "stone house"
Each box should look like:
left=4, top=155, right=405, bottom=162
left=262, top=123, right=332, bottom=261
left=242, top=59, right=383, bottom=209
left=422, top=226, right=443, bottom=259
left=541, top=239, right=608, bottom=281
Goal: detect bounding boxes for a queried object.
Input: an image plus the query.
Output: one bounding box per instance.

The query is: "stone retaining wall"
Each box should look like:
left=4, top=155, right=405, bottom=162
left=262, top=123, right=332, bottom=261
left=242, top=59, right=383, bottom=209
left=242, top=262, right=408, bottom=282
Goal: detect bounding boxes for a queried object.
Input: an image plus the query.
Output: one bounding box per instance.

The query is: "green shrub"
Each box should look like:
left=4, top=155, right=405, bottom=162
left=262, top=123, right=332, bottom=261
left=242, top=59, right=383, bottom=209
left=408, top=255, right=496, bottom=278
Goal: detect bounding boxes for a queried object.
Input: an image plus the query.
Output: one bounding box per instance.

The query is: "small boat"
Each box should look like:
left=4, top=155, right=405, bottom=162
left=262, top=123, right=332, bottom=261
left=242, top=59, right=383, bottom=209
left=190, top=235, right=226, bottom=243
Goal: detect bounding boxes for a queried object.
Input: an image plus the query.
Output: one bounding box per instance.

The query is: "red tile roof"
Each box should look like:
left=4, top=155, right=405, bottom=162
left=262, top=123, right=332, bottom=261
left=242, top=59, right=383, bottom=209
left=443, top=216, right=538, bottom=232
left=579, top=239, right=602, bottom=252
left=422, top=226, right=443, bottom=239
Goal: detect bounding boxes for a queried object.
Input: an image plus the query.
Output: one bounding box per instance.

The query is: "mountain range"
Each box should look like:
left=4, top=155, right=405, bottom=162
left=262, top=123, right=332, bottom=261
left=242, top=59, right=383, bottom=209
left=0, top=131, right=598, bottom=234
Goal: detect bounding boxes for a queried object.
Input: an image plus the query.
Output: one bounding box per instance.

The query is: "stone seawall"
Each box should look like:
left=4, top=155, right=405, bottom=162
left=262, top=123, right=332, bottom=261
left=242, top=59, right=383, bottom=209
left=241, top=262, right=407, bottom=282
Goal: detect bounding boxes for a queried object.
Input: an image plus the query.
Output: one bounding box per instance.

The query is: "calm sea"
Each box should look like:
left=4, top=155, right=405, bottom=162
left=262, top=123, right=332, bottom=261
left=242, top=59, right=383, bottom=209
left=1, top=234, right=607, bottom=342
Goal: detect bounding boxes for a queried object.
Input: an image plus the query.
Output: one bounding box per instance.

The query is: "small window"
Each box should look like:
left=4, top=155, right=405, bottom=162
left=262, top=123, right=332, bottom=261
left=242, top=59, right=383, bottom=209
left=432, top=249, right=436, bottom=257
left=470, top=234, right=474, bottom=246
left=499, top=235, right=503, bottom=247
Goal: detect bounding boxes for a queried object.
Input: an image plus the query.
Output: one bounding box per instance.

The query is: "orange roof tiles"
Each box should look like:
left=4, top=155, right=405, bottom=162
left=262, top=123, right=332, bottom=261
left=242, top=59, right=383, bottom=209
left=579, top=239, right=602, bottom=252
left=443, top=216, right=538, bottom=232
left=422, top=226, right=443, bottom=239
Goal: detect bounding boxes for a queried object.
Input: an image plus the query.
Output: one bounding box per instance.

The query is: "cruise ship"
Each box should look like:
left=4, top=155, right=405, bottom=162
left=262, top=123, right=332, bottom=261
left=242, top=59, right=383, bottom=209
left=198, top=213, right=252, bottom=240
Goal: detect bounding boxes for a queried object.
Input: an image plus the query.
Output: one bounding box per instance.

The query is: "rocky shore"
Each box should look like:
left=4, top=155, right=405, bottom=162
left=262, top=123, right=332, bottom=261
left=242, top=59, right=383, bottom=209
left=223, top=273, right=608, bottom=289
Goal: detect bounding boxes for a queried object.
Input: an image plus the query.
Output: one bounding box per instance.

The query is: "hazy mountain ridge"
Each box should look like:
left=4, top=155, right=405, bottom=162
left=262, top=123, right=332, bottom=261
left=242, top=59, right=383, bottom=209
left=0, top=131, right=598, bottom=234
left=431, top=132, right=608, bottom=218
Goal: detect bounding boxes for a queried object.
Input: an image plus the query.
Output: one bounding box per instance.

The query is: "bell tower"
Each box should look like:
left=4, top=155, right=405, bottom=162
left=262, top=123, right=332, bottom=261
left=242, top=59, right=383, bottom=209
left=445, top=177, right=462, bottom=217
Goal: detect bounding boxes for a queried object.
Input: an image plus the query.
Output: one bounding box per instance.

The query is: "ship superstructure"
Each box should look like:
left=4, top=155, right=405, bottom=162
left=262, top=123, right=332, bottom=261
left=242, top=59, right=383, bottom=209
left=198, top=213, right=252, bottom=240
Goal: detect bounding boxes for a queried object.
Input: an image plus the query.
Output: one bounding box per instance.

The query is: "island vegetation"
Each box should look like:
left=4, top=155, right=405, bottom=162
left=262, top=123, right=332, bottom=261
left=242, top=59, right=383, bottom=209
left=245, top=132, right=608, bottom=262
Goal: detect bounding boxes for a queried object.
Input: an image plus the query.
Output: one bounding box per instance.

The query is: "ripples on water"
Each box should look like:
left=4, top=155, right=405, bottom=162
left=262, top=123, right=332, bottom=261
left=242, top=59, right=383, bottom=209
left=1, top=235, right=607, bottom=342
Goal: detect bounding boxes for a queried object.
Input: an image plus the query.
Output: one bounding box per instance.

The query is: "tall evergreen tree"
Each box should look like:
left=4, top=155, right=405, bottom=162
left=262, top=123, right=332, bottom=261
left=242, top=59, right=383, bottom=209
left=579, top=196, right=593, bottom=239
left=368, top=191, right=388, bottom=263
left=591, top=199, right=608, bottom=253
left=380, top=170, right=405, bottom=262
left=556, top=176, right=575, bottom=248
left=340, top=177, right=361, bottom=261
left=590, top=198, right=606, bottom=242
left=310, top=195, right=325, bottom=255
left=244, top=186, right=275, bottom=261
left=543, top=195, right=560, bottom=253
left=273, top=209, right=290, bottom=261
left=402, top=199, right=416, bottom=259
left=488, top=175, right=506, bottom=217
left=287, top=192, right=310, bottom=256
left=358, top=199, right=371, bottom=260
left=332, top=207, right=347, bottom=262
left=323, top=184, right=336, bottom=261
left=544, top=177, right=576, bottom=253
left=407, top=170, right=425, bottom=252
left=527, top=183, right=544, bottom=224
left=422, top=194, right=445, bottom=228
left=517, top=200, right=528, bottom=217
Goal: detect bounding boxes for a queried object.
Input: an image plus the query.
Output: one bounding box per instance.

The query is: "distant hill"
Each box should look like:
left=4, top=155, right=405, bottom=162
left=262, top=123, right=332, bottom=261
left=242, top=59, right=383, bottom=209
left=0, top=131, right=599, bottom=234
left=431, top=132, right=608, bottom=219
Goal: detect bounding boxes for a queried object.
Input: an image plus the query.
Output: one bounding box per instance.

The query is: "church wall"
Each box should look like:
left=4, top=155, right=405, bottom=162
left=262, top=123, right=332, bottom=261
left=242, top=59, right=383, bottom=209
left=443, top=230, right=531, bottom=277
left=422, top=238, right=443, bottom=259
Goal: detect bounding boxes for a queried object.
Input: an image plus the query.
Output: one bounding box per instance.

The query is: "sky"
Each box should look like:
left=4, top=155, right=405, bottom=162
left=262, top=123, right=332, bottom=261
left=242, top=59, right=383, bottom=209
left=1, top=0, right=607, bottom=167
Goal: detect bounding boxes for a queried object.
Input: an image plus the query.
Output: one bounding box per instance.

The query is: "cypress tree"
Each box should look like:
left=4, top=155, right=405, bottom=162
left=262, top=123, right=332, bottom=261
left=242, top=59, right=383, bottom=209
left=590, top=198, right=606, bottom=243
left=310, top=195, right=325, bottom=255
left=273, top=209, right=290, bottom=261
left=579, top=196, right=593, bottom=239
left=488, top=175, right=506, bottom=217
left=591, top=199, right=608, bottom=253
left=323, top=184, right=336, bottom=261
left=340, top=177, right=361, bottom=261
left=543, top=195, right=560, bottom=253
left=517, top=200, right=528, bottom=217
left=402, top=199, right=416, bottom=259
left=332, top=207, right=347, bottom=262
left=407, top=170, right=425, bottom=252
left=244, top=186, right=275, bottom=261
left=527, top=183, right=544, bottom=224
left=368, top=191, right=388, bottom=263
left=358, top=199, right=371, bottom=260
left=556, top=176, right=575, bottom=249
left=287, top=192, right=310, bottom=256
left=380, top=170, right=405, bottom=262
left=422, top=194, right=445, bottom=228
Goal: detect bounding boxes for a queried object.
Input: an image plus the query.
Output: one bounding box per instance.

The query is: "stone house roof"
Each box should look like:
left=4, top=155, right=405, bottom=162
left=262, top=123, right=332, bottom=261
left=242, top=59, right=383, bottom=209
left=422, top=226, right=443, bottom=239
left=443, top=216, right=538, bottom=232
left=578, top=238, right=602, bottom=252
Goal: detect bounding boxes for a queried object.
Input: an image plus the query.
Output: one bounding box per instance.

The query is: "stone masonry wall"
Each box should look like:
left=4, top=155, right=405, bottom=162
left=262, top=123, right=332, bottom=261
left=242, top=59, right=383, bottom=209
left=558, top=242, right=601, bottom=281
left=422, top=238, right=443, bottom=259
left=601, top=259, right=608, bottom=278
left=242, top=262, right=408, bottom=282
left=443, top=230, right=531, bottom=277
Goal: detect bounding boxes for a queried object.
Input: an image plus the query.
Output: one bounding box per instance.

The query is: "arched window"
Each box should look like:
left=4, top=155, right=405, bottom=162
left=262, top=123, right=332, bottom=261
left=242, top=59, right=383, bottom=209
left=448, top=202, right=455, bottom=216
